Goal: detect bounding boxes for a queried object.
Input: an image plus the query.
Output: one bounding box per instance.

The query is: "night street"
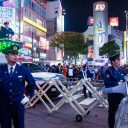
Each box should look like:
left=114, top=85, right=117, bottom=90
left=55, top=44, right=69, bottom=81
left=0, top=0, right=128, bottom=128
left=25, top=103, right=108, bottom=128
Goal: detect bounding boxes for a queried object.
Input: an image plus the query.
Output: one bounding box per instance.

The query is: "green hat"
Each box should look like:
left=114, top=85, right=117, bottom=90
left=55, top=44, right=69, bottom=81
left=3, top=45, right=19, bottom=55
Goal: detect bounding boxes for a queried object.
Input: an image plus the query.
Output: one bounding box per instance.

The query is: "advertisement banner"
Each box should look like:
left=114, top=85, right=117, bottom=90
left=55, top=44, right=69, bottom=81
left=93, top=1, right=108, bottom=59
left=87, top=17, right=94, bottom=26
left=40, top=37, right=49, bottom=50
left=109, top=17, right=119, bottom=26
left=0, top=6, right=15, bottom=31
left=0, top=0, right=15, bottom=8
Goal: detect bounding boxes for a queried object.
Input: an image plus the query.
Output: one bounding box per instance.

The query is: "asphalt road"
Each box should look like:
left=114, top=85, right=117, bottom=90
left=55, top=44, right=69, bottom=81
left=25, top=103, right=108, bottom=128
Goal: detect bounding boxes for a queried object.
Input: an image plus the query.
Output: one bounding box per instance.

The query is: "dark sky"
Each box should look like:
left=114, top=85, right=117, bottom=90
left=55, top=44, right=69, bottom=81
left=49, top=0, right=128, bottom=32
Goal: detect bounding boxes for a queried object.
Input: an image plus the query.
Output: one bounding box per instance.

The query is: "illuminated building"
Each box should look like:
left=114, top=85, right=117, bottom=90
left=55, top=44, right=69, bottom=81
left=0, top=0, right=48, bottom=61
left=83, top=1, right=124, bottom=65
left=46, top=0, right=65, bottom=62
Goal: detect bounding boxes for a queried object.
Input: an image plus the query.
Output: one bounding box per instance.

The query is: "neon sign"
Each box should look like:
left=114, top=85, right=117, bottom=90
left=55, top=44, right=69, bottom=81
left=95, top=3, right=105, bottom=11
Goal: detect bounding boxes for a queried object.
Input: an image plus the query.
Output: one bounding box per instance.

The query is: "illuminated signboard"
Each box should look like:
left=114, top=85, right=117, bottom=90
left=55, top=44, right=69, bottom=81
left=88, top=17, right=94, bottom=26
left=96, top=21, right=103, bottom=32
left=95, top=3, right=105, bottom=11
left=0, top=39, right=22, bottom=52
left=109, top=17, right=119, bottom=26
left=40, top=37, right=49, bottom=50
left=0, top=6, right=15, bottom=31
left=0, top=0, right=15, bottom=7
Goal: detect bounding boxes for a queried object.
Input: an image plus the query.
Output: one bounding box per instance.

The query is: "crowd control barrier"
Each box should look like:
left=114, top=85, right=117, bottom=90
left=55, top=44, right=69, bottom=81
left=26, top=78, right=108, bottom=122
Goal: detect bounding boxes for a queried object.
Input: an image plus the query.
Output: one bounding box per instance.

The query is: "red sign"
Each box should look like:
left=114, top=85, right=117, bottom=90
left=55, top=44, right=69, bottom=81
left=40, top=37, right=49, bottom=50
left=109, top=17, right=119, bottom=26
left=88, top=17, right=94, bottom=26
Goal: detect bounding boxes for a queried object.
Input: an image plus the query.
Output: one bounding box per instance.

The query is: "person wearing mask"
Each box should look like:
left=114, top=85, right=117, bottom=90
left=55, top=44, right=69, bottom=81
left=0, top=45, right=36, bottom=128
left=104, top=54, right=125, bottom=128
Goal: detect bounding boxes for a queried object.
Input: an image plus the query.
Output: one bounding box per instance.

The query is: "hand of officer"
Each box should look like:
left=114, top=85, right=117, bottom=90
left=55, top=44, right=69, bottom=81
left=125, top=76, right=128, bottom=82
left=21, top=96, right=29, bottom=105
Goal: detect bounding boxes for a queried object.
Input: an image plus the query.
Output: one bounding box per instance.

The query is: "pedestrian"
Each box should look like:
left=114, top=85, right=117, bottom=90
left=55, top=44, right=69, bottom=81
left=80, top=64, right=92, bottom=98
left=104, top=54, right=125, bottom=128
left=67, top=65, right=74, bottom=78
left=56, top=63, right=62, bottom=74
left=0, top=22, right=14, bottom=39
left=62, top=65, right=67, bottom=77
left=0, top=45, right=36, bottom=128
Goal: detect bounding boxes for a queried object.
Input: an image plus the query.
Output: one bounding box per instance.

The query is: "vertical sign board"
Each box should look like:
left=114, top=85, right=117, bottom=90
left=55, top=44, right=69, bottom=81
left=0, top=6, right=15, bottom=32
left=93, top=1, right=108, bottom=60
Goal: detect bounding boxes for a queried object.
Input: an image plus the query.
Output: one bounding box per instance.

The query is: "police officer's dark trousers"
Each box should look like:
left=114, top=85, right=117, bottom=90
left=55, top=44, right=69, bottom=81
left=108, top=94, right=123, bottom=128
left=0, top=101, right=25, bottom=128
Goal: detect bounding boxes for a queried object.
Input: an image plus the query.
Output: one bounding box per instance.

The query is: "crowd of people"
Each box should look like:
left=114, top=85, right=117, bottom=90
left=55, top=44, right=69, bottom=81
left=41, top=63, right=107, bottom=81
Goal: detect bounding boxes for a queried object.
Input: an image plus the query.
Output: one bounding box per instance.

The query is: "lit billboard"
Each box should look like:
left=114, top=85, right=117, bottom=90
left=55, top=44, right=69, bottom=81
left=87, top=17, right=94, bottom=26
left=109, top=17, right=119, bottom=26
left=0, top=0, right=15, bottom=7
left=93, top=1, right=108, bottom=60
left=0, top=0, right=15, bottom=31
left=40, top=37, right=49, bottom=50
left=0, top=6, right=15, bottom=31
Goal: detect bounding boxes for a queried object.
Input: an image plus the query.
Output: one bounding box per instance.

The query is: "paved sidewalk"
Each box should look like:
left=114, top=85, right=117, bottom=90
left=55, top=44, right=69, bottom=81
left=25, top=103, right=108, bottom=128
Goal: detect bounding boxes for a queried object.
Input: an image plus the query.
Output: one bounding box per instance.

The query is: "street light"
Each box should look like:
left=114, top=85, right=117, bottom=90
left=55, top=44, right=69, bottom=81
left=124, top=11, right=128, bottom=30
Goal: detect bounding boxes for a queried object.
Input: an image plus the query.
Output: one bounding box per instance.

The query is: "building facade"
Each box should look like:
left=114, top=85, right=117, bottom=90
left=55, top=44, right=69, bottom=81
left=0, top=0, right=48, bottom=61
left=20, top=0, right=48, bottom=61
left=83, top=1, right=125, bottom=65
left=46, top=0, right=64, bottom=62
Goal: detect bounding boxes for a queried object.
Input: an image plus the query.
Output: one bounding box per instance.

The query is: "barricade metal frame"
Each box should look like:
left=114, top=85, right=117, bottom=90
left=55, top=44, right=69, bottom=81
left=26, top=78, right=108, bottom=122
left=51, top=79, right=108, bottom=121
left=26, top=79, right=60, bottom=113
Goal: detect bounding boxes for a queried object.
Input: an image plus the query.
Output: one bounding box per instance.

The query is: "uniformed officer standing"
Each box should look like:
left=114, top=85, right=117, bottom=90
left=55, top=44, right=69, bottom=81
left=104, top=54, right=125, bottom=128
left=0, top=45, right=36, bottom=128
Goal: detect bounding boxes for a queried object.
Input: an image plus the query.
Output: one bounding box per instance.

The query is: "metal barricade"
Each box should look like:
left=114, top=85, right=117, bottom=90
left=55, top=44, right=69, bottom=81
left=51, top=79, right=108, bottom=122
left=26, top=79, right=63, bottom=113
left=67, top=78, right=79, bottom=89
left=26, top=78, right=108, bottom=122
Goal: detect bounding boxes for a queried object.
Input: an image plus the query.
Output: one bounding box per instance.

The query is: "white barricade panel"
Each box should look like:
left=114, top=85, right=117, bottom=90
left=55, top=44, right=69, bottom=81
left=65, top=94, right=82, bottom=103
left=26, top=78, right=108, bottom=122
left=79, top=98, right=97, bottom=106
left=115, top=97, right=128, bottom=128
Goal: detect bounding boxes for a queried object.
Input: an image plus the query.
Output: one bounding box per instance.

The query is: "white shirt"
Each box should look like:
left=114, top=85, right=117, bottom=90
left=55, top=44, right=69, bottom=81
left=68, top=68, right=73, bottom=76
left=8, top=64, right=16, bottom=74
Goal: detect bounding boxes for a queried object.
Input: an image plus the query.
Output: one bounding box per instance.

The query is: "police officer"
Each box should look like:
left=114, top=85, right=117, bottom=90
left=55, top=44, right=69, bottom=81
left=104, top=54, right=125, bottom=128
left=0, top=45, right=36, bottom=128
left=0, top=22, right=14, bottom=39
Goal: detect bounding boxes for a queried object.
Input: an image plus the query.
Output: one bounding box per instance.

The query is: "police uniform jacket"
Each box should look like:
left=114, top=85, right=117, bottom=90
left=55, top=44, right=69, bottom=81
left=0, top=64, right=36, bottom=105
left=104, top=66, right=125, bottom=104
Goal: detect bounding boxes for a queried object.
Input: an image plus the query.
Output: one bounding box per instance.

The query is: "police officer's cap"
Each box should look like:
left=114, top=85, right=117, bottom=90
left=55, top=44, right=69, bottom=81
left=109, top=54, right=120, bottom=61
left=4, top=22, right=9, bottom=25
left=3, top=45, right=19, bottom=55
